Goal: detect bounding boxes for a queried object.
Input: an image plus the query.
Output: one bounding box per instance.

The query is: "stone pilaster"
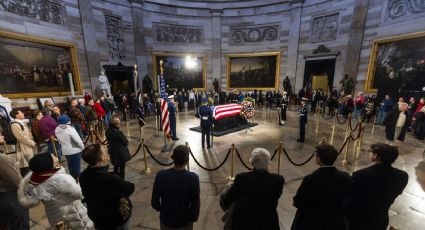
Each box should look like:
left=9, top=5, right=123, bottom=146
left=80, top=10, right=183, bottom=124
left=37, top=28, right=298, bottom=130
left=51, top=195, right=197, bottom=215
left=343, top=0, right=369, bottom=93
left=287, top=1, right=303, bottom=92
left=131, top=3, right=148, bottom=90
left=211, top=9, right=222, bottom=92
left=78, top=0, right=102, bottom=94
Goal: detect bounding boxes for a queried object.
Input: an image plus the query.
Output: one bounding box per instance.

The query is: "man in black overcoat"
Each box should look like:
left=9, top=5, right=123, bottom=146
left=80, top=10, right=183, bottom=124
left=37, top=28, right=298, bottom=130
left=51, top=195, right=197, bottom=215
left=345, top=143, right=408, bottom=230
left=291, top=144, right=350, bottom=230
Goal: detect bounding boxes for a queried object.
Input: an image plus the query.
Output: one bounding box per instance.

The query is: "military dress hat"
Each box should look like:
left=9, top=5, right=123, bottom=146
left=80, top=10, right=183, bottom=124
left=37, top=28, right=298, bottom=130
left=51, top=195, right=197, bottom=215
left=283, top=91, right=288, bottom=95
left=301, top=97, right=309, bottom=101
left=168, top=95, right=174, bottom=99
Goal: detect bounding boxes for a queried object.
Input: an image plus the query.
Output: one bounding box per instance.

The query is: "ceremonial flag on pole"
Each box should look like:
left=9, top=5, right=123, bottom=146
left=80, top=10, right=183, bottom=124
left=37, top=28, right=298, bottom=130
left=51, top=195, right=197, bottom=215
left=159, top=75, right=171, bottom=138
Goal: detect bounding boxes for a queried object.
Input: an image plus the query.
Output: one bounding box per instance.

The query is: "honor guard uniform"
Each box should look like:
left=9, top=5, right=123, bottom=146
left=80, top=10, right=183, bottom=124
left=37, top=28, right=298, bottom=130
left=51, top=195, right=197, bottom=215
left=279, top=91, right=289, bottom=125
left=168, top=95, right=178, bottom=141
left=297, top=98, right=309, bottom=143
left=198, top=97, right=213, bottom=148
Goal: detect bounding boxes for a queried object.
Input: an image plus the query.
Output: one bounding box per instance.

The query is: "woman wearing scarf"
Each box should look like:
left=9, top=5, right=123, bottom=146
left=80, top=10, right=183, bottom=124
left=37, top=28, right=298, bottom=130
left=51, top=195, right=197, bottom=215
left=17, top=153, right=93, bottom=229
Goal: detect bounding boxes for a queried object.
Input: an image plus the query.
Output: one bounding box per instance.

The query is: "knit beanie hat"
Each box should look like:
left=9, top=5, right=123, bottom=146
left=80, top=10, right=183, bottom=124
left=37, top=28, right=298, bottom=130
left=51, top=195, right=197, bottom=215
left=29, top=153, right=53, bottom=172
left=58, top=115, right=71, bottom=125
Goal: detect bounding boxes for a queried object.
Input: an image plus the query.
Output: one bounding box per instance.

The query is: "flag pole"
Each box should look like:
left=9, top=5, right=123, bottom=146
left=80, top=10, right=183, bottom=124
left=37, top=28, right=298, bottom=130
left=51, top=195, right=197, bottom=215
left=160, top=59, right=168, bottom=152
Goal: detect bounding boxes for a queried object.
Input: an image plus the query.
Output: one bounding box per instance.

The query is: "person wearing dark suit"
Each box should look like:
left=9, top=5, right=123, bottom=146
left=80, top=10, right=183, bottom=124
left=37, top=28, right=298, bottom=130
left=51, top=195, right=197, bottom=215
left=168, top=95, right=178, bottom=141
left=197, top=98, right=212, bottom=148
left=151, top=145, right=200, bottom=230
left=106, top=118, right=131, bottom=179
left=291, top=144, right=350, bottom=230
left=221, top=148, right=285, bottom=230
left=345, top=143, right=408, bottom=230
left=297, top=98, right=309, bottom=142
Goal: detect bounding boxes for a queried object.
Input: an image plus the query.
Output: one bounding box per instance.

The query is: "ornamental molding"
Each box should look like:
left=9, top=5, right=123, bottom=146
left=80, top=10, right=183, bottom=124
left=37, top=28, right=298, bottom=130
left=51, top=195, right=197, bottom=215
left=153, top=23, right=204, bottom=44
left=0, top=0, right=64, bottom=25
left=105, top=14, right=126, bottom=61
left=386, top=0, right=425, bottom=20
left=311, top=13, right=339, bottom=43
left=230, top=24, right=279, bottom=45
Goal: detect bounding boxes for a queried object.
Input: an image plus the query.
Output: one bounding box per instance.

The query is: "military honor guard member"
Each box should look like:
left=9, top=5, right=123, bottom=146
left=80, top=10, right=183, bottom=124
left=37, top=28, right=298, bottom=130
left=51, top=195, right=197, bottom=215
left=279, top=91, right=289, bottom=125
left=168, top=95, right=179, bottom=141
left=297, top=98, right=309, bottom=143
left=197, top=97, right=213, bottom=148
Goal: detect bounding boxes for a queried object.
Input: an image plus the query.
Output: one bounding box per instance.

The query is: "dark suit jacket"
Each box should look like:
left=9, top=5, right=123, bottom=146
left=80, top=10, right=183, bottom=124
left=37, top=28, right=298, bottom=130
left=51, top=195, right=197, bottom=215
left=221, top=170, right=285, bottom=230
left=345, top=164, right=408, bottom=230
left=291, top=167, right=350, bottom=230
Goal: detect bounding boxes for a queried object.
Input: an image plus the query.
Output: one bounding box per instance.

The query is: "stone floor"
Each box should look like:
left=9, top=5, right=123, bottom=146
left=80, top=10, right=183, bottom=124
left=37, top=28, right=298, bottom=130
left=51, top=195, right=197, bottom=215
left=29, top=107, right=425, bottom=230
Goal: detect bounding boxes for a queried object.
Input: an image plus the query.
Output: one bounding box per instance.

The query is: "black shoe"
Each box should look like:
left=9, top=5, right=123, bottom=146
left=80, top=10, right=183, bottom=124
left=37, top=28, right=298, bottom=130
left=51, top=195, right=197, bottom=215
left=207, top=145, right=211, bottom=148
left=296, top=139, right=304, bottom=143
left=172, top=138, right=179, bottom=141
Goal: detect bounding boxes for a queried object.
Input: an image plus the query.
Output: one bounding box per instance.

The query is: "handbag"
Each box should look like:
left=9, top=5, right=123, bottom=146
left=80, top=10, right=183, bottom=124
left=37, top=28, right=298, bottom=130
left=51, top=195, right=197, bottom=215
left=117, top=197, right=133, bottom=226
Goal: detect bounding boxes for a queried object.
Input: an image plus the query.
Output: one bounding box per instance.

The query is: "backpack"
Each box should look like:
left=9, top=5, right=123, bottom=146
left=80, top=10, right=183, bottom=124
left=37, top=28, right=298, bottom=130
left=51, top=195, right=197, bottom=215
left=0, top=117, right=23, bottom=145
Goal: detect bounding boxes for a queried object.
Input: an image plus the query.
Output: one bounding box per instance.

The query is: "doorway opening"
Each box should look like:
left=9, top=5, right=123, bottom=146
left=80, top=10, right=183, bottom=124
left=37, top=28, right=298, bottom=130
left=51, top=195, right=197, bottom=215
left=303, top=58, right=336, bottom=97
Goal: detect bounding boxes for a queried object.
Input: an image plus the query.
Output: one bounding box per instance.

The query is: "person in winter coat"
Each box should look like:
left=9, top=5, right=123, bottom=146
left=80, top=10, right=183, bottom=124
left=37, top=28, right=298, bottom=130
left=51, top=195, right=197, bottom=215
left=85, top=99, right=98, bottom=131
left=221, top=148, right=284, bottom=230
left=291, top=144, right=350, bottom=230
left=31, top=110, right=43, bottom=146
left=55, top=115, right=85, bottom=180
left=79, top=144, right=135, bottom=230
left=18, top=153, right=93, bottom=229
left=10, top=109, right=36, bottom=176
left=39, top=108, right=61, bottom=160
left=94, top=98, right=106, bottom=122
left=0, top=153, right=29, bottom=229
left=106, top=117, right=131, bottom=179
left=100, top=96, right=113, bottom=128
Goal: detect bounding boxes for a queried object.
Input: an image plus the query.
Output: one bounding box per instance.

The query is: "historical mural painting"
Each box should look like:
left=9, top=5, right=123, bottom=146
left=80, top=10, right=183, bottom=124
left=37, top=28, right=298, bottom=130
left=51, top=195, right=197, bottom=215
left=0, top=30, right=81, bottom=98
left=365, top=32, right=425, bottom=96
left=227, top=52, right=280, bottom=90
left=153, top=53, right=206, bottom=90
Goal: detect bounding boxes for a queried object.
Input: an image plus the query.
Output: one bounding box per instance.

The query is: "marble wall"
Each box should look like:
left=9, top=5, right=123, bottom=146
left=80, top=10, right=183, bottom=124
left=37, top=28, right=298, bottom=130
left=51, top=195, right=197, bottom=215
left=1, top=0, right=425, bottom=106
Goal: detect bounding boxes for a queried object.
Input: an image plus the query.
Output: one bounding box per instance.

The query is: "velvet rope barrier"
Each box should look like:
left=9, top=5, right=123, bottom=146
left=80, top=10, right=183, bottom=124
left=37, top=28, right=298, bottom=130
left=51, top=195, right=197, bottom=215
left=270, top=147, right=279, bottom=161
left=144, top=144, right=174, bottom=166
left=234, top=147, right=253, bottom=171
left=188, top=147, right=232, bottom=171
left=336, top=113, right=349, bottom=124
left=130, top=143, right=143, bottom=158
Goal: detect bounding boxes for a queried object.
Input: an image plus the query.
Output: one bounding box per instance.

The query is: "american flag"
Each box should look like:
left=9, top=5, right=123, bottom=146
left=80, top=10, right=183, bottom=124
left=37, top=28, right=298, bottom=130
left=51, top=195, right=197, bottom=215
left=159, top=75, right=171, bottom=138
left=213, top=104, right=242, bottom=120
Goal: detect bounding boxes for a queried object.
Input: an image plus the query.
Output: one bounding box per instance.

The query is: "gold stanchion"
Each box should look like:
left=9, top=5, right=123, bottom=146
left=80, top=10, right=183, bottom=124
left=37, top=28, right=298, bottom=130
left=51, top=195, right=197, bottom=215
left=141, top=138, right=151, bottom=174
left=341, top=131, right=351, bottom=165
left=185, top=142, right=190, bottom=171
left=226, top=144, right=235, bottom=182
left=51, top=138, right=59, bottom=158
left=355, top=122, right=364, bottom=159
left=277, top=142, right=282, bottom=175
left=319, top=137, right=328, bottom=144
left=330, top=115, right=336, bottom=145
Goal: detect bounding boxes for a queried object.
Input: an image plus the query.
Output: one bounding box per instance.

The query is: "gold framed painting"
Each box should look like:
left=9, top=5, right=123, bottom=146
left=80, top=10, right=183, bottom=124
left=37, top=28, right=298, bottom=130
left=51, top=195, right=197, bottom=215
left=152, top=52, right=207, bottom=90
left=365, top=31, right=425, bottom=93
left=0, top=30, right=82, bottom=99
left=227, top=52, right=280, bottom=90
